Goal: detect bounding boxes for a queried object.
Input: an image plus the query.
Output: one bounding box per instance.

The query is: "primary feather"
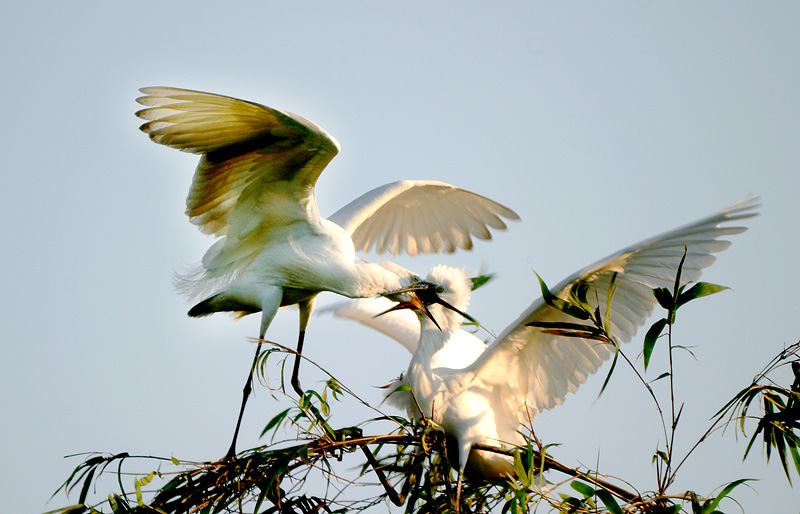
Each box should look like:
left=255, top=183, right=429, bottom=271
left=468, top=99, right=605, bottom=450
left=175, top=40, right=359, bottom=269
left=372, top=197, right=758, bottom=478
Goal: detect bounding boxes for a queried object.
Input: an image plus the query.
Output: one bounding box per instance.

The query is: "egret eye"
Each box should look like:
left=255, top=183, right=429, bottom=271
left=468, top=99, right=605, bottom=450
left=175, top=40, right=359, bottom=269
left=410, top=276, right=420, bottom=284
left=436, top=285, right=445, bottom=293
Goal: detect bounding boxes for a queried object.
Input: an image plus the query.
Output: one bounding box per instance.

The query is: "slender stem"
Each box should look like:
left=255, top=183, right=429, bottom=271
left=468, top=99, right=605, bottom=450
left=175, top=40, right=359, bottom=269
left=663, top=319, right=676, bottom=493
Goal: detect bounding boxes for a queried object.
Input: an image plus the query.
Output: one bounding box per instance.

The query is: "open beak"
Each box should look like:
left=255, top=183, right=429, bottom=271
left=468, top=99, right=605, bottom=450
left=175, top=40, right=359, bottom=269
left=375, top=289, right=442, bottom=330
left=379, top=281, right=479, bottom=328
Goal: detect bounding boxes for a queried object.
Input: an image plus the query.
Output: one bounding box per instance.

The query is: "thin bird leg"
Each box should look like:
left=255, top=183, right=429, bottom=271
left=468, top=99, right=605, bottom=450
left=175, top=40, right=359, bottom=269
left=455, top=472, right=464, bottom=514
left=359, top=445, right=404, bottom=506
left=225, top=340, right=263, bottom=459
left=359, top=442, right=427, bottom=507
left=290, top=331, right=306, bottom=396
left=290, top=298, right=315, bottom=397
left=226, top=287, right=282, bottom=459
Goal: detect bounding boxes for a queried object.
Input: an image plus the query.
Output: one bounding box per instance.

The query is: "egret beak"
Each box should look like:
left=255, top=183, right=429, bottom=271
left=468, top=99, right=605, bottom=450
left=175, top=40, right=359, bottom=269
left=425, top=291, right=479, bottom=326
left=380, top=281, right=479, bottom=326
left=375, top=290, right=442, bottom=330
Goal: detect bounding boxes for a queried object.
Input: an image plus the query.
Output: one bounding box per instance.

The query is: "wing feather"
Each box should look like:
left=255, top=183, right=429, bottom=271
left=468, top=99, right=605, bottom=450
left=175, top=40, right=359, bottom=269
left=328, top=180, right=519, bottom=256
left=136, top=87, right=340, bottom=241
left=465, top=196, right=759, bottom=426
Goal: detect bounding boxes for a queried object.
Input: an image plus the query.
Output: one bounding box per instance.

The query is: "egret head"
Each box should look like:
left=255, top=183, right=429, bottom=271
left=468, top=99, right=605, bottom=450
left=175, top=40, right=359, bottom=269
left=380, top=265, right=474, bottom=331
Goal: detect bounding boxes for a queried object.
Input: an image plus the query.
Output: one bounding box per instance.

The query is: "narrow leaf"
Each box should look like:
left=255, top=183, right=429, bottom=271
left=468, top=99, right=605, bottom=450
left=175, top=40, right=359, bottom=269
left=261, top=408, right=291, bottom=438
left=536, top=273, right=590, bottom=320
left=569, top=480, right=594, bottom=498
left=674, top=246, right=688, bottom=295
left=676, top=282, right=729, bottom=308
left=653, top=287, right=674, bottom=311
left=78, top=467, right=95, bottom=506
left=643, top=318, right=668, bottom=371
left=470, top=274, right=493, bottom=291
left=707, top=478, right=752, bottom=511
left=594, top=488, right=623, bottom=514
left=598, top=350, right=620, bottom=397
left=513, top=451, right=529, bottom=488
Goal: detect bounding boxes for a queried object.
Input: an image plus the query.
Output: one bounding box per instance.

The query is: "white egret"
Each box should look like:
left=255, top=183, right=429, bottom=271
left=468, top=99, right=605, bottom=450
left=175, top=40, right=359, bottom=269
left=373, top=198, right=758, bottom=503
left=318, top=296, right=486, bottom=411
left=134, top=87, right=518, bottom=457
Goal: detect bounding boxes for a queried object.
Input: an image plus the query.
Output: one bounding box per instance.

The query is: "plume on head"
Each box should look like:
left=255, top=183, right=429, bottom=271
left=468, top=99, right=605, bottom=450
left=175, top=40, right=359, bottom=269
left=424, top=265, right=472, bottom=313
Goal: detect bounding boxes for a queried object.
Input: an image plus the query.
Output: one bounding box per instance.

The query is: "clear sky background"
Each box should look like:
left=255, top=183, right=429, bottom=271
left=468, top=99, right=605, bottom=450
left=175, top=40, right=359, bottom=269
left=3, top=2, right=799, bottom=513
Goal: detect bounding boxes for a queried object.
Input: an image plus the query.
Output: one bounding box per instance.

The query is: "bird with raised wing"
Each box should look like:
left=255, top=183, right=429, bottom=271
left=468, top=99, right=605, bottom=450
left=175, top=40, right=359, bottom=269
left=377, top=197, right=758, bottom=504
left=318, top=295, right=487, bottom=410
left=134, top=87, right=518, bottom=457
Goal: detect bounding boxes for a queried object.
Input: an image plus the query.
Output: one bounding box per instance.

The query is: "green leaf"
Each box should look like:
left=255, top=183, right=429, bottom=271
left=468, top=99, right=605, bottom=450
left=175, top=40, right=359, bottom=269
left=78, top=467, right=95, bottom=506
left=470, top=274, right=493, bottom=291
left=134, top=477, right=144, bottom=506
left=643, top=318, right=668, bottom=371
left=674, top=246, right=688, bottom=295
left=536, top=273, right=590, bottom=320
left=260, top=408, right=291, bottom=439
left=652, top=372, right=671, bottom=383
left=598, top=349, right=620, bottom=397
left=570, top=480, right=594, bottom=498
left=513, top=451, right=529, bottom=488
left=676, top=282, right=729, bottom=308
left=653, top=287, right=674, bottom=311
left=570, top=281, right=590, bottom=306
left=789, top=442, right=800, bottom=483
left=594, top=488, right=623, bottom=514
left=653, top=450, right=669, bottom=465
left=525, top=321, right=606, bottom=341
left=706, top=478, right=752, bottom=512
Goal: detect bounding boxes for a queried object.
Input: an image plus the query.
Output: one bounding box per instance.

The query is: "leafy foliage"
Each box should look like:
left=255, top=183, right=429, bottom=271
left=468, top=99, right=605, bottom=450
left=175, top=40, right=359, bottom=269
left=716, top=344, right=800, bottom=484
left=46, top=263, right=798, bottom=514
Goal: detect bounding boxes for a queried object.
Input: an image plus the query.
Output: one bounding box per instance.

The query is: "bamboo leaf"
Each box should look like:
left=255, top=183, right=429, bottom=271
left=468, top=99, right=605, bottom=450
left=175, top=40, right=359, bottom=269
left=513, top=451, right=529, bottom=488
left=261, top=408, right=291, bottom=439
left=653, top=287, right=674, bottom=311
left=676, top=282, right=729, bottom=308
left=526, top=321, right=606, bottom=341
left=706, top=478, right=752, bottom=512
left=569, top=480, right=594, bottom=498
left=598, top=350, right=620, bottom=397
left=536, top=273, right=590, bottom=320
left=594, top=487, right=623, bottom=514
left=674, top=246, right=688, bottom=295
left=643, top=318, right=668, bottom=371
left=78, top=467, right=95, bottom=506
left=470, top=274, right=493, bottom=291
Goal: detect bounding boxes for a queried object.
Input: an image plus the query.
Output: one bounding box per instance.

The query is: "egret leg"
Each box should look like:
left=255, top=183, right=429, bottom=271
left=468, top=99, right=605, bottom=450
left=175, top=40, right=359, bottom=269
left=359, top=443, right=426, bottom=507
left=225, top=341, right=262, bottom=459
left=455, top=472, right=463, bottom=514
left=359, top=445, right=403, bottom=506
left=224, top=287, right=282, bottom=459
left=290, top=298, right=315, bottom=396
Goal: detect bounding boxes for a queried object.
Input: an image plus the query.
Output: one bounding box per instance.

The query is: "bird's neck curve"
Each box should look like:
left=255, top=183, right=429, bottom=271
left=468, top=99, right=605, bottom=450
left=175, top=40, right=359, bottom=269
left=405, top=318, right=456, bottom=418
left=341, top=261, right=406, bottom=298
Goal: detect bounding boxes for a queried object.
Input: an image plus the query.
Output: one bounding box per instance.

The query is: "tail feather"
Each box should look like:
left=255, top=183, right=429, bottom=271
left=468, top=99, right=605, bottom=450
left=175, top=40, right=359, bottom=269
left=188, top=292, right=260, bottom=318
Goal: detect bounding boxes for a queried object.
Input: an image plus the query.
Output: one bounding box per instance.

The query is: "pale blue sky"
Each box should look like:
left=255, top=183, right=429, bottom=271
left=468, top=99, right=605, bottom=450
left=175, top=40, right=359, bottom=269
left=3, top=3, right=799, bottom=512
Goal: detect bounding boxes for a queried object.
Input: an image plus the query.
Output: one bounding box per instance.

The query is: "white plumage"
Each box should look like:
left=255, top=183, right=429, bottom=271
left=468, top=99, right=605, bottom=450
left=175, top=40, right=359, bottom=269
left=346, top=197, right=758, bottom=482
left=135, top=86, right=518, bottom=455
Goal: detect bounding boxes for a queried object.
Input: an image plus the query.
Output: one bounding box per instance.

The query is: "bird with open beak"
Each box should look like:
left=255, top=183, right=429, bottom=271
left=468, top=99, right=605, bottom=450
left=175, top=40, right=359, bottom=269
left=368, top=196, right=758, bottom=511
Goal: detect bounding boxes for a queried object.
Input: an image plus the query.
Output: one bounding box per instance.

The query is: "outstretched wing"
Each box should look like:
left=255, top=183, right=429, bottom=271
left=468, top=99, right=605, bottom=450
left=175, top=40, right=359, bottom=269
left=320, top=296, right=488, bottom=363
left=328, top=180, right=520, bottom=256
left=468, top=196, right=759, bottom=422
left=319, top=297, right=422, bottom=354
left=136, top=87, right=340, bottom=241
